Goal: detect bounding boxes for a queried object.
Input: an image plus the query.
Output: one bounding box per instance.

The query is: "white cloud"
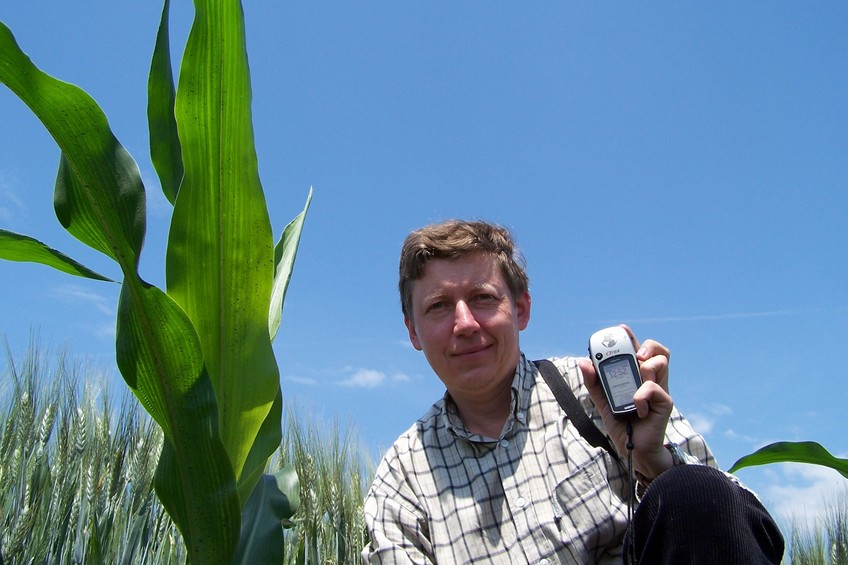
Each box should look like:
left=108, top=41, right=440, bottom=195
left=340, top=369, right=386, bottom=389
left=338, top=368, right=414, bottom=388
left=687, top=404, right=732, bottom=436
left=758, top=463, right=848, bottom=532
left=53, top=283, right=115, bottom=316
left=285, top=374, right=318, bottom=386
left=0, top=169, right=27, bottom=224
left=45, top=283, right=118, bottom=343
left=724, top=428, right=761, bottom=444
left=93, top=320, right=116, bottom=341
left=686, top=412, right=715, bottom=435
left=709, top=404, right=733, bottom=416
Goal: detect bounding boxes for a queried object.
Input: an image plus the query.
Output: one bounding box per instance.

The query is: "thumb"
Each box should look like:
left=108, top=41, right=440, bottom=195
left=579, top=359, right=611, bottom=414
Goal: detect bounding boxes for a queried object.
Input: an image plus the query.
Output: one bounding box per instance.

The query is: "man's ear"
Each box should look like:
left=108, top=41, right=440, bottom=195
left=404, top=315, right=423, bottom=351
left=515, top=291, right=531, bottom=331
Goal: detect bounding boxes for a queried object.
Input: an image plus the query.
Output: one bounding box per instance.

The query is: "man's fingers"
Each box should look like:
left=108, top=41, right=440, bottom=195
left=633, top=380, right=672, bottom=419
left=637, top=338, right=670, bottom=362
left=639, top=354, right=669, bottom=391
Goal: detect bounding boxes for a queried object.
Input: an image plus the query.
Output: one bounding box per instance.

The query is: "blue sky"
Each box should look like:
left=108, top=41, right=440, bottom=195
left=2, top=1, right=846, bottom=533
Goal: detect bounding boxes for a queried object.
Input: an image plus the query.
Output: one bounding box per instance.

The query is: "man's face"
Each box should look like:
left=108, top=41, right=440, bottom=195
left=404, top=252, right=531, bottom=401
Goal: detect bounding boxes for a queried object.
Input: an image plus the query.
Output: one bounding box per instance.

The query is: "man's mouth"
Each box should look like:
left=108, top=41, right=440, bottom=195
left=452, top=344, right=490, bottom=357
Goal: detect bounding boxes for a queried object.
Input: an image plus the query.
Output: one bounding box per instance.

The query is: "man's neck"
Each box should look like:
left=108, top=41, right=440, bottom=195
left=452, top=383, right=513, bottom=439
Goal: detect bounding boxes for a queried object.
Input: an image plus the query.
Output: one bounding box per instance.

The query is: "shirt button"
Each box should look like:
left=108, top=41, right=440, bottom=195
left=515, top=496, right=526, bottom=508
left=517, top=411, right=526, bottom=422
left=500, top=439, right=510, bottom=448
left=540, top=560, right=550, bottom=565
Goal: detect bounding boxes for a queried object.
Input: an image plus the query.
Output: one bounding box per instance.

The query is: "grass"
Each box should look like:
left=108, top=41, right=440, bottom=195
left=0, top=342, right=372, bottom=564
left=786, top=487, right=848, bottom=564
left=0, top=344, right=184, bottom=564
left=276, top=406, right=373, bottom=564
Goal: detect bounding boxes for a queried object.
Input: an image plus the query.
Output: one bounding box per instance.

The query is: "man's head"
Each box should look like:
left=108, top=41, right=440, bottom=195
left=398, top=219, right=530, bottom=320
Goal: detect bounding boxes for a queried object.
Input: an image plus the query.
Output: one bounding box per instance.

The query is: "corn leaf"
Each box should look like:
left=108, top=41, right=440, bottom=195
left=270, top=187, right=313, bottom=341
left=117, top=280, right=240, bottom=562
left=236, top=465, right=300, bottom=564
left=0, top=22, right=145, bottom=269
left=147, top=0, right=183, bottom=205
left=728, top=441, right=848, bottom=480
left=164, top=0, right=280, bottom=500
left=0, top=229, right=114, bottom=281
left=240, top=387, right=283, bottom=505
left=244, top=188, right=312, bottom=502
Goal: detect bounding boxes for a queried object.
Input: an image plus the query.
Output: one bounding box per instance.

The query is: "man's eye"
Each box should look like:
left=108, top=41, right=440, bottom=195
left=474, top=294, right=496, bottom=302
left=427, top=301, right=446, bottom=312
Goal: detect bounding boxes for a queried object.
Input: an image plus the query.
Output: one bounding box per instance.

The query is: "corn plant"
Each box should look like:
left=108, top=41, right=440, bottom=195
left=0, top=0, right=310, bottom=561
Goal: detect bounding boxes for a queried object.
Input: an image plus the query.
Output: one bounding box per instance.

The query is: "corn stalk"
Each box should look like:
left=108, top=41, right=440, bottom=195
left=0, top=0, right=309, bottom=561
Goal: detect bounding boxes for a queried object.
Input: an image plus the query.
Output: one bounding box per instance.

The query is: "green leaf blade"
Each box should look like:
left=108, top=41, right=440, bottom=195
left=165, top=0, right=280, bottom=497
left=0, top=229, right=114, bottom=281
left=270, top=187, right=312, bottom=341
left=235, top=465, right=300, bottom=565
left=156, top=435, right=240, bottom=565
left=116, top=279, right=240, bottom=562
left=728, top=441, right=848, bottom=479
left=0, top=22, right=146, bottom=272
left=147, top=0, right=183, bottom=205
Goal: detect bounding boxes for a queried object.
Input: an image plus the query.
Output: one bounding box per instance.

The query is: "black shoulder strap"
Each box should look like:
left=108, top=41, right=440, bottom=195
left=533, top=359, right=618, bottom=459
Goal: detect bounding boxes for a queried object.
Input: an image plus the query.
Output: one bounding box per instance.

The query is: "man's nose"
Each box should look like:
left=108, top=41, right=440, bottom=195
left=453, top=300, right=480, bottom=334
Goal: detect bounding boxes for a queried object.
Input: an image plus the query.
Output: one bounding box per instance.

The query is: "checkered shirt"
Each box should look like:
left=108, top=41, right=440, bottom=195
left=362, top=354, right=715, bottom=564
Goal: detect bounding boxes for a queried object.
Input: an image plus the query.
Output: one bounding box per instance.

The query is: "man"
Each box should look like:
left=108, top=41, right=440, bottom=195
left=362, top=219, right=783, bottom=564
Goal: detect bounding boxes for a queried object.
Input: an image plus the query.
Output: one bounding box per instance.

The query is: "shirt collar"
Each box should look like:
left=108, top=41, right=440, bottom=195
left=441, top=353, right=535, bottom=444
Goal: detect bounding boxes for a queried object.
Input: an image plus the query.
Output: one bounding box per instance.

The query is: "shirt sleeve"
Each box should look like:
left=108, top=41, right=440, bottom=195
left=664, top=405, right=717, bottom=467
left=361, top=457, right=434, bottom=564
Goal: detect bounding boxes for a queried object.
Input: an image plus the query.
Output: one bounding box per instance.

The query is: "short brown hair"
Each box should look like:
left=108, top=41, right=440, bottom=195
left=398, top=219, right=529, bottom=318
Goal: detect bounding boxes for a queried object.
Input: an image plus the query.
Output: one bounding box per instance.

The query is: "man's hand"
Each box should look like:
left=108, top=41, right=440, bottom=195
left=579, top=325, right=675, bottom=480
